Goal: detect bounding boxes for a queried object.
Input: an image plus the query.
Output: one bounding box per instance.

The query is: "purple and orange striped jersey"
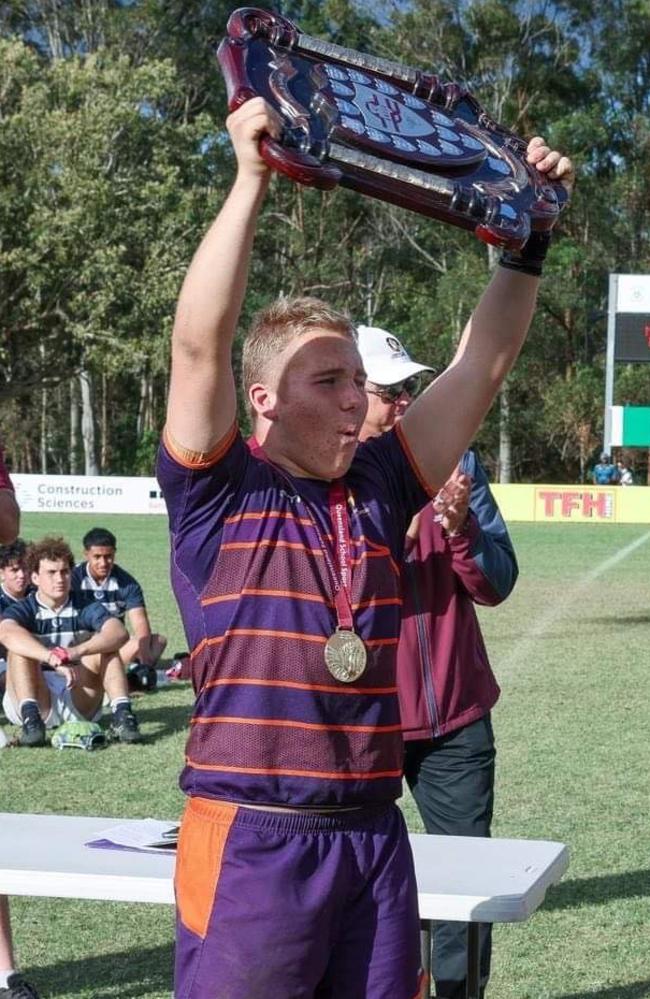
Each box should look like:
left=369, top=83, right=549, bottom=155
left=157, top=425, right=431, bottom=808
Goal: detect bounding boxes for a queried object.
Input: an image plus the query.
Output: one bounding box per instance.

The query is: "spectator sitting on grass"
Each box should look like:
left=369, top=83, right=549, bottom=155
left=0, top=539, right=30, bottom=613
left=72, top=527, right=167, bottom=675
left=0, top=537, right=142, bottom=747
left=0, top=539, right=30, bottom=699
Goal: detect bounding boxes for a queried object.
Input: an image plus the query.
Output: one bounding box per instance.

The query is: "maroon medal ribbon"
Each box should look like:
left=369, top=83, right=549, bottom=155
left=328, top=480, right=354, bottom=632
left=249, top=436, right=354, bottom=625
left=247, top=437, right=366, bottom=680
left=321, top=481, right=366, bottom=680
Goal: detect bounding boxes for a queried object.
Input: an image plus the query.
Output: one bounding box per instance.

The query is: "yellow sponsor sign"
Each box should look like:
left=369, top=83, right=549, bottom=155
left=491, top=484, right=650, bottom=523
left=534, top=487, right=616, bottom=522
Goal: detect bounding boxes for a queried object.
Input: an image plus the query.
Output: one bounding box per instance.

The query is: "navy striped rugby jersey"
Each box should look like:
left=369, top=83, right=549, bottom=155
left=0, top=591, right=111, bottom=648
left=0, top=586, right=35, bottom=657
left=71, top=562, right=145, bottom=620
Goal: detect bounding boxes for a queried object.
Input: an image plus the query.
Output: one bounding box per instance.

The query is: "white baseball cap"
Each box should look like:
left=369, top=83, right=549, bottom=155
left=356, top=325, right=434, bottom=386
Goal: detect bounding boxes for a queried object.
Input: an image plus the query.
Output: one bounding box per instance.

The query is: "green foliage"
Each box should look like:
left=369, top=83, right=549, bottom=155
left=1, top=1, right=649, bottom=479
left=541, top=364, right=604, bottom=481
left=134, top=428, right=160, bottom=475
left=0, top=33, right=228, bottom=469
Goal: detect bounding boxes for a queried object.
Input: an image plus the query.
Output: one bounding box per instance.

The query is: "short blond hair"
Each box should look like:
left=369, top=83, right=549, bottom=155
left=242, top=296, right=356, bottom=401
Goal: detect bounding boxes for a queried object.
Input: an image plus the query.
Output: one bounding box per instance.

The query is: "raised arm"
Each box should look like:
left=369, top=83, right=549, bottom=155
left=165, top=98, right=281, bottom=454
left=399, top=139, right=574, bottom=489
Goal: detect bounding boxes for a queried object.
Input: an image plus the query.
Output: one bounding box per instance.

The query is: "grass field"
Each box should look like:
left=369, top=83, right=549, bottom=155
left=2, top=513, right=650, bottom=999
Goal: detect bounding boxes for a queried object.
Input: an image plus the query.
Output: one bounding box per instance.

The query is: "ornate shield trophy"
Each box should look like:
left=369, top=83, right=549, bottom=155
left=217, top=8, right=568, bottom=250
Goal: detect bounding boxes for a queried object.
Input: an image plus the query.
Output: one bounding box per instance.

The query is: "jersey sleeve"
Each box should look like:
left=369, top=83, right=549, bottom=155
left=156, top=424, right=252, bottom=594
left=116, top=569, right=146, bottom=611
left=452, top=451, right=519, bottom=604
left=353, top=429, right=433, bottom=556
left=0, top=597, right=36, bottom=630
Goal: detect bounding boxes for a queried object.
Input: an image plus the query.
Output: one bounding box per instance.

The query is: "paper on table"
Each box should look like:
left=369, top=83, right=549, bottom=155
left=85, top=818, right=179, bottom=854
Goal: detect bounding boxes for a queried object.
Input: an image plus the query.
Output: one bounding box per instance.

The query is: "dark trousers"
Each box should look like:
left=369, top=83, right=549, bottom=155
left=403, top=715, right=496, bottom=999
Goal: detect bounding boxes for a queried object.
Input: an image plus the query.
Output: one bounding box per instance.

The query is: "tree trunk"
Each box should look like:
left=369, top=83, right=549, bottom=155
left=39, top=343, right=47, bottom=473
left=40, top=387, right=47, bottom=474
left=79, top=365, right=99, bottom=476
left=137, top=368, right=148, bottom=439
left=485, top=243, right=512, bottom=483
left=101, top=371, right=109, bottom=472
left=146, top=374, right=154, bottom=432
left=69, top=380, right=80, bottom=475
left=498, top=380, right=512, bottom=483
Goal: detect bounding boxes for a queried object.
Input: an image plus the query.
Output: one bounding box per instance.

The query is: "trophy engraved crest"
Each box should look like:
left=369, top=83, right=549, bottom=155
left=218, top=7, right=568, bottom=249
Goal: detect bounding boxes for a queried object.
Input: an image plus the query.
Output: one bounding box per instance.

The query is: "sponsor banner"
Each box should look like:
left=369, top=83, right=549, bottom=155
left=534, top=487, right=616, bottom=522
left=10, top=476, right=650, bottom=523
left=12, top=474, right=167, bottom=515
left=491, top=484, right=650, bottom=524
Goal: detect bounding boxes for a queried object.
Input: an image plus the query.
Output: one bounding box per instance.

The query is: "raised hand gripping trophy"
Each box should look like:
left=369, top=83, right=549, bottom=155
left=218, top=7, right=568, bottom=250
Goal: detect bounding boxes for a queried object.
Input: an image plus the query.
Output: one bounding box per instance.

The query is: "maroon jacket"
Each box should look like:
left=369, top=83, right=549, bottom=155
left=0, top=446, right=13, bottom=493
left=397, top=451, right=518, bottom=741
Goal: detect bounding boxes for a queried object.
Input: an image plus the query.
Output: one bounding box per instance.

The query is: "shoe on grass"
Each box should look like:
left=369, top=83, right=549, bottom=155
left=109, top=706, right=143, bottom=744
left=0, top=972, right=41, bottom=998
left=19, top=713, right=46, bottom=748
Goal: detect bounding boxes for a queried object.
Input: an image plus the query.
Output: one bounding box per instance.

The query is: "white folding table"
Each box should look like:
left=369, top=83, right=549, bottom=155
left=0, top=813, right=568, bottom=998
left=409, top=833, right=569, bottom=997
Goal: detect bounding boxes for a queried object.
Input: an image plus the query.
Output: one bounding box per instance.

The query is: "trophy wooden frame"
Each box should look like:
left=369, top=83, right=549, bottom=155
left=217, top=7, right=567, bottom=249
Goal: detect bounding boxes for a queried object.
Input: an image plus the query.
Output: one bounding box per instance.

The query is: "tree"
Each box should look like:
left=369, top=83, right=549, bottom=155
left=0, top=38, right=227, bottom=471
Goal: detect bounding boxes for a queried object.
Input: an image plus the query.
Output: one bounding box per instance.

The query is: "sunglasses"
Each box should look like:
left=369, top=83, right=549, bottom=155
left=366, top=375, right=422, bottom=404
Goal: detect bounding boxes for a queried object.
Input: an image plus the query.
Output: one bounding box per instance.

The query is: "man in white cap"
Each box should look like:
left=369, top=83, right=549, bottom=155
left=355, top=326, right=435, bottom=433
left=357, top=324, right=519, bottom=999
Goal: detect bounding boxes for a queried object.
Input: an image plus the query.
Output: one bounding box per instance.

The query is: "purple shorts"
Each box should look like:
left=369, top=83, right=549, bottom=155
left=174, top=797, right=426, bottom=999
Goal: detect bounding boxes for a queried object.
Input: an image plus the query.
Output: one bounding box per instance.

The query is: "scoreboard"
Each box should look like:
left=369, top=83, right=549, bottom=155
left=614, top=275, right=650, bottom=362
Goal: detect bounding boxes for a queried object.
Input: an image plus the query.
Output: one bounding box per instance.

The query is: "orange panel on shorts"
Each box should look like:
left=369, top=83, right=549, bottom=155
left=174, top=797, right=238, bottom=939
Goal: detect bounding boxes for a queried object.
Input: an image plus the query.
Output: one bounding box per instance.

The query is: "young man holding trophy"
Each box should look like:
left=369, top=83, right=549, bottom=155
left=158, top=96, right=573, bottom=998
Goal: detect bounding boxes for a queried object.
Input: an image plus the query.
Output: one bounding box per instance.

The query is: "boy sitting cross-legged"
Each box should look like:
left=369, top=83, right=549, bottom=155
left=0, top=537, right=142, bottom=746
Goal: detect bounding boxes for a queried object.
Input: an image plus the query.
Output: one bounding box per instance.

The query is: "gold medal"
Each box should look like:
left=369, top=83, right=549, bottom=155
left=324, top=629, right=367, bottom=683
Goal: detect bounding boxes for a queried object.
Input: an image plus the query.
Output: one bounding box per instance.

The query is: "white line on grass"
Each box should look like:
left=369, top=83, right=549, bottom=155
left=500, top=529, right=650, bottom=673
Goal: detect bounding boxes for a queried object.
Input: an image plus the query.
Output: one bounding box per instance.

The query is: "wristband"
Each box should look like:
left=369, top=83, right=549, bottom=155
left=51, top=646, right=71, bottom=665
left=499, top=230, right=551, bottom=277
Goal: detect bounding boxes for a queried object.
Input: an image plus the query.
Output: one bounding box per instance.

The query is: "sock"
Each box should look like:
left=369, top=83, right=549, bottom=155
left=0, top=970, right=16, bottom=988
left=19, top=699, right=40, bottom=722
left=111, top=697, right=131, bottom=714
